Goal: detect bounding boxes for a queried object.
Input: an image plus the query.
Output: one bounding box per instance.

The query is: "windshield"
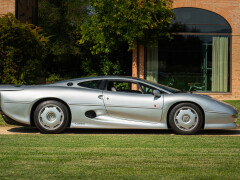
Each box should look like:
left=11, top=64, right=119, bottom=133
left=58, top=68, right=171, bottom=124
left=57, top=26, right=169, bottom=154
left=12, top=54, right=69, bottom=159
left=140, top=79, right=181, bottom=93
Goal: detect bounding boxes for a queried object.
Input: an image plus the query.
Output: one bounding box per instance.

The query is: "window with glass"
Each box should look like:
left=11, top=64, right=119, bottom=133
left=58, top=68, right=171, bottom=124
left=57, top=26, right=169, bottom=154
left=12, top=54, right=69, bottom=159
left=106, top=80, right=166, bottom=95
left=106, top=81, right=142, bottom=94
left=139, top=83, right=159, bottom=94
left=78, top=80, right=101, bottom=89
left=146, top=8, right=231, bottom=92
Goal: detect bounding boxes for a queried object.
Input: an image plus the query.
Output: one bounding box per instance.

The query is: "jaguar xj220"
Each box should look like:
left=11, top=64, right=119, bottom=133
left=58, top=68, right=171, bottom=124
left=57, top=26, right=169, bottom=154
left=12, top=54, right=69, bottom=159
left=0, top=76, right=238, bottom=134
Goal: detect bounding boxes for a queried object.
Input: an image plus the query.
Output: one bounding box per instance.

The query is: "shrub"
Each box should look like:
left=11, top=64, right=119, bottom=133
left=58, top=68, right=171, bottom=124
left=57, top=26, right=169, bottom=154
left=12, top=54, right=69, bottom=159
left=0, top=13, right=49, bottom=84
left=46, top=73, right=63, bottom=83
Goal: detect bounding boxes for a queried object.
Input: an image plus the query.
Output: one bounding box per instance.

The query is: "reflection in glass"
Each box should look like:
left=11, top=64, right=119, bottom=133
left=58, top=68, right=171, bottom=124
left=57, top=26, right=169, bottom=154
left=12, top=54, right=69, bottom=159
left=146, top=47, right=158, bottom=83
left=146, top=35, right=230, bottom=92
left=212, top=37, right=228, bottom=92
left=145, top=8, right=231, bottom=93
left=171, top=8, right=231, bottom=33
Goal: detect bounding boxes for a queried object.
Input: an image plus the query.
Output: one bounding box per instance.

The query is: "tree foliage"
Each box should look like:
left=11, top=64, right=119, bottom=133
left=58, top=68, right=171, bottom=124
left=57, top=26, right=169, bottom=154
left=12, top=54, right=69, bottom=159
left=38, top=0, right=95, bottom=78
left=0, top=13, right=49, bottom=84
left=38, top=0, right=90, bottom=57
left=38, top=0, right=132, bottom=78
left=79, top=0, right=175, bottom=54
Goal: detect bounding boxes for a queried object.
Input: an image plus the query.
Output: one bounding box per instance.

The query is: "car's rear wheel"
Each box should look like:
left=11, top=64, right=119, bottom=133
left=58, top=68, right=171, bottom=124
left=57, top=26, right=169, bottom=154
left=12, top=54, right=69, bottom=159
left=34, top=100, right=69, bottom=134
left=169, top=103, right=203, bottom=135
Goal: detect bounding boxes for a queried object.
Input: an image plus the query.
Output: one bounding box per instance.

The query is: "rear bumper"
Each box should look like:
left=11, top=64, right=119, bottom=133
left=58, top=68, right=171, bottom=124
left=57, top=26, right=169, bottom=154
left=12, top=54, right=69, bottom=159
left=0, top=111, right=29, bottom=126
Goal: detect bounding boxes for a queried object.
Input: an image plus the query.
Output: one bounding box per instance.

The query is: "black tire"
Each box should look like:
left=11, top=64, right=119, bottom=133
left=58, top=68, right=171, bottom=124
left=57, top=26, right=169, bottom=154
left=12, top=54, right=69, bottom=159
left=169, top=103, right=203, bottom=135
left=34, top=100, right=69, bottom=134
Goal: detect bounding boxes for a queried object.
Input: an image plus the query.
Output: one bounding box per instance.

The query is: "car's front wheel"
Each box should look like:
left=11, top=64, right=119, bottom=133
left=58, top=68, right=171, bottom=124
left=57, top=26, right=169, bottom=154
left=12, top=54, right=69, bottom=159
left=169, top=103, right=203, bottom=135
left=34, top=100, right=69, bottom=134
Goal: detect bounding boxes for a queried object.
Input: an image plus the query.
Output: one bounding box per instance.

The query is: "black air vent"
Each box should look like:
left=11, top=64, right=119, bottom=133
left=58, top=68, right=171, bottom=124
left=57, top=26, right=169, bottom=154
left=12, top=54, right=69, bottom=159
left=85, top=111, right=97, bottom=118
left=67, top=82, right=73, bottom=86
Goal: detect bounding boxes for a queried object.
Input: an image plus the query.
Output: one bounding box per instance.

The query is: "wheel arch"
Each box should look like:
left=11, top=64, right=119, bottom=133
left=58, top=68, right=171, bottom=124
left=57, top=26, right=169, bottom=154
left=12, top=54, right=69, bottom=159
left=30, top=98, right=72, bottom=127
left=166, top=101, right=205, bottom=129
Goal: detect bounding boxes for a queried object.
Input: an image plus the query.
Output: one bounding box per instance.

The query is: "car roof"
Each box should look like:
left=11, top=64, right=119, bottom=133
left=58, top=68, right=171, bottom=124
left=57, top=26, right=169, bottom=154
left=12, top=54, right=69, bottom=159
left=46, top=76, right=179, bottom=94
left=53, top=76, right=143, bottom=84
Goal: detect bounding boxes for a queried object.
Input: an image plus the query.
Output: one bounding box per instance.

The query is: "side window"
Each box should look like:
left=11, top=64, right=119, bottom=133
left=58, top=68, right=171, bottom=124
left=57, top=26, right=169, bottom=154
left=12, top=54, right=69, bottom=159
left=107, top=81, right=142, bottom=94
left=140, top=83, right=163, bottom=94
left=78, top=80, right=101, bottom=89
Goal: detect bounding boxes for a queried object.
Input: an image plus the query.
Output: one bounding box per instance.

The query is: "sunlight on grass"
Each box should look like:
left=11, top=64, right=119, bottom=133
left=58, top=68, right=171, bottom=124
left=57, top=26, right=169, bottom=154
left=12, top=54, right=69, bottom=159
left=0, top=101, right=239, bottom=179
left=0, top=115, right=6, bottom=126
left=0, top=135, right=239, bottom=179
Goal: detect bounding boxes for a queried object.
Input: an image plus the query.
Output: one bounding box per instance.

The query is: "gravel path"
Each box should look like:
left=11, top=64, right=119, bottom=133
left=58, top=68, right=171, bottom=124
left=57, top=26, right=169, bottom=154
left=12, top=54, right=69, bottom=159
left=0, top=126, right=240, bottom=136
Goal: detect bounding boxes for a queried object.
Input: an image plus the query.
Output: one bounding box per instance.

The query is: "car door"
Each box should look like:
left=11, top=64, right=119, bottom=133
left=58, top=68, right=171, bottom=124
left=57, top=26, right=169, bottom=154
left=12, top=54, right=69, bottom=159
left=68, top=80, right=106, bottom=126
left=102, top=80, right=164, bottom=123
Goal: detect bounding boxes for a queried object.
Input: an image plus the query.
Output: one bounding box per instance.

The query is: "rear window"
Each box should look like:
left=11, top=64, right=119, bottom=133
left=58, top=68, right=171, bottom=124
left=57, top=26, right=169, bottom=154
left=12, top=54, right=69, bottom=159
left=77, top=80, right=101, bottom=89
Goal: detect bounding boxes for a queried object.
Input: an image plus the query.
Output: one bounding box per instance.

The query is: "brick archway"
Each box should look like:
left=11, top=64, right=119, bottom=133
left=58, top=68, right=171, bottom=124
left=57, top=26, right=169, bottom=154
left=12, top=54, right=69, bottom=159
left=133, top=0, right=240, bottom=99
left=173, top=2, right=234, bottom=32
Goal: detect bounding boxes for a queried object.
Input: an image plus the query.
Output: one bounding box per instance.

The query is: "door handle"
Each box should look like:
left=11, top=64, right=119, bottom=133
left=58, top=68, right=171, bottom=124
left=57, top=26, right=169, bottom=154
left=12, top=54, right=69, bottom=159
left=98, top=95, right=103, bottom=100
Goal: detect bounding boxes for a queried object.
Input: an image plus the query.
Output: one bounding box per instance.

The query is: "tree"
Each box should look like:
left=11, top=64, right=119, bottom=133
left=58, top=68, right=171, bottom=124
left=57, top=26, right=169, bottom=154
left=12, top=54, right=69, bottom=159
left=79, top=0, right=175, bottom=54
left=38, top=0, right=91, bottom=78
left=38, top=0, right=132, bottom=78
left=39, top=0, right=90, bottom=57
left=0, top=13, right=49, bottom=84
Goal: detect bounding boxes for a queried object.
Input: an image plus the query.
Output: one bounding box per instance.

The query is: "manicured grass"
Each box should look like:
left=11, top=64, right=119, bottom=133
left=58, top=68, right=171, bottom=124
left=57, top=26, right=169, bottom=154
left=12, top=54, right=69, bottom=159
left=0, top=116, right=14, bottom=127
left=0, top=115, right=6, bottom=126
left=0, top=100, right=239, bottom=179
left=0, top=135, right=239, bottom=179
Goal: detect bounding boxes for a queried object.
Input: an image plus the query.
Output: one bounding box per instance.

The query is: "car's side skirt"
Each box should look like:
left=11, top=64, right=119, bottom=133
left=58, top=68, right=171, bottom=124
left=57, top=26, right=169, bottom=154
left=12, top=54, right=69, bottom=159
left=70, top=115, right=168, bottom=129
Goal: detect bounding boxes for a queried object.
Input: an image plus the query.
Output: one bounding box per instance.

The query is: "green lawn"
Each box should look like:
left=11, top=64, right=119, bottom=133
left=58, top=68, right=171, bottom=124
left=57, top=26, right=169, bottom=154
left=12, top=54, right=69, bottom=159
left=0, top=135, right=239, bottom=179
left=0, top=101, right=240, bottom=179
left=0, top=115, right=5, bottom=126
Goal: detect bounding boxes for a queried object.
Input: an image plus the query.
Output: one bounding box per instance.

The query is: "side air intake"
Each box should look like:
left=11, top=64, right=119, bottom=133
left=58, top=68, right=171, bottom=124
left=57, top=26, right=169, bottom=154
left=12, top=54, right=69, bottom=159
left=85, top=110, right=97, bottom=118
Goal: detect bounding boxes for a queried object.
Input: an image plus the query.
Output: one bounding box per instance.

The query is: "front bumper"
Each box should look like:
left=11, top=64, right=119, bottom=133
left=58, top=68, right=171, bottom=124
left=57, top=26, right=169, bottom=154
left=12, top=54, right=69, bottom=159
left=205, top=122, right=238, bottom=129
left=204, top=110, right=238, bottom=129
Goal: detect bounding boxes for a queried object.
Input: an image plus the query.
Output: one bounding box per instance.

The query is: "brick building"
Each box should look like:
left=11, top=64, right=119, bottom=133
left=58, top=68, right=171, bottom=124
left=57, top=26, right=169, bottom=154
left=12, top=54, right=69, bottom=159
left=133, top=0, right=240, bottom=100
left=0, top=0, right=38, bottom=24
left=1, top=0, right=240, bottom=100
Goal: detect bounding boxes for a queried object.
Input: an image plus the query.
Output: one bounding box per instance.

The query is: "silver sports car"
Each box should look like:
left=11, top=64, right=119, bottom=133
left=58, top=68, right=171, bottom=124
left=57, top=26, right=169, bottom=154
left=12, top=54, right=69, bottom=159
left=0, top=76, right=238, bottom=134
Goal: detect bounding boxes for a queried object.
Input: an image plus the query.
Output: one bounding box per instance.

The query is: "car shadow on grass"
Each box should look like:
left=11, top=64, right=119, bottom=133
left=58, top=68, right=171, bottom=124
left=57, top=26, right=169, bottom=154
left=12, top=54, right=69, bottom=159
left=6, top=126, right=240, bottom=136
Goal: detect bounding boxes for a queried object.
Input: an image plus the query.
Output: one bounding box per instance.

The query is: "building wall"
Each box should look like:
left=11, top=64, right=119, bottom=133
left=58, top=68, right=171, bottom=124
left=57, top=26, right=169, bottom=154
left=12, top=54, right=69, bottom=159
left=0, top=0, right=15, bottom=16
left=133, top=0, right=240, bottom=100
left=16, top=0, right=38, bottom=24
left=173, top=0, right=240, bottom=100
left=0, top=0, right=38, bottom=24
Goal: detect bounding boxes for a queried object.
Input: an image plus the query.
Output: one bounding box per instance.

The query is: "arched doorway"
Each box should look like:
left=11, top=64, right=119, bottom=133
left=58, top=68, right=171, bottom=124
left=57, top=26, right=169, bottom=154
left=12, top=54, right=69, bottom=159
left=146, top=7, right=232, bottom=92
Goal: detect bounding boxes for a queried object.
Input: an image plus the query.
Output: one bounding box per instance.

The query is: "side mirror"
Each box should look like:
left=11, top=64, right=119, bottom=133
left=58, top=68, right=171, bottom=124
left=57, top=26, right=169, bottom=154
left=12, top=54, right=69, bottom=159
left=153, top=90, right=161, bottom=97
